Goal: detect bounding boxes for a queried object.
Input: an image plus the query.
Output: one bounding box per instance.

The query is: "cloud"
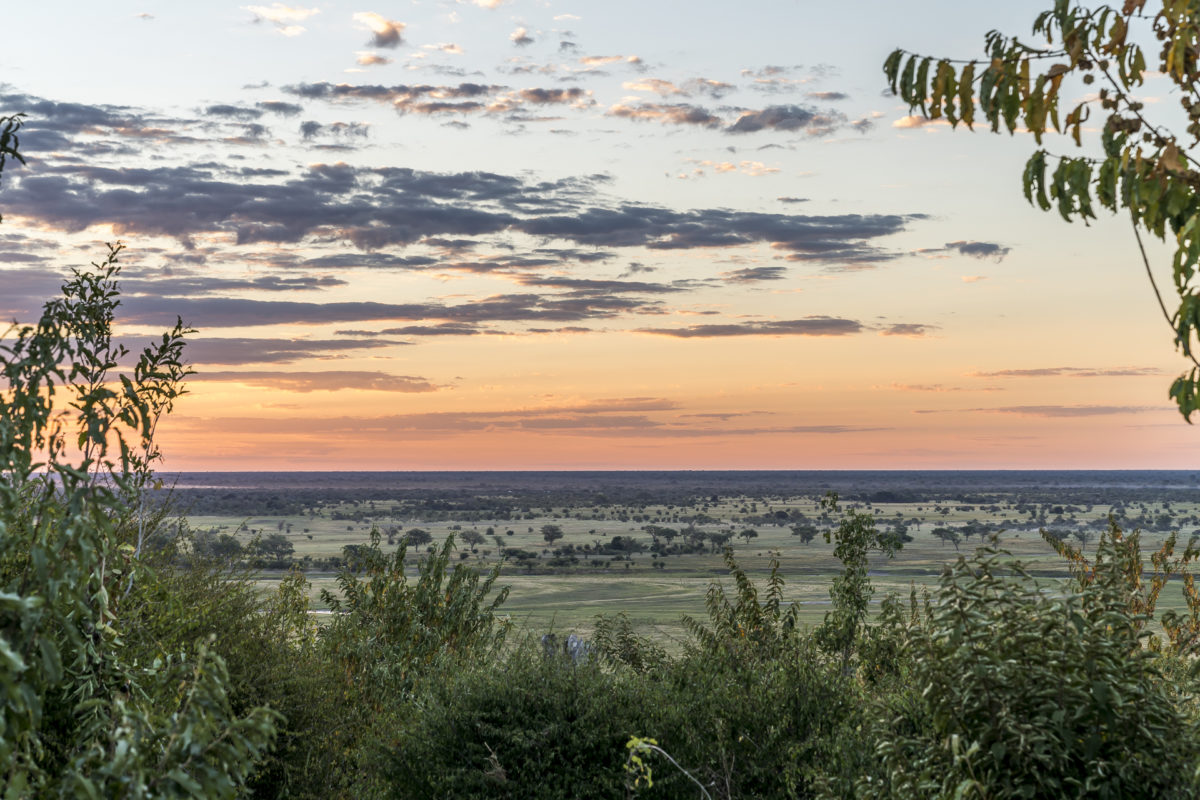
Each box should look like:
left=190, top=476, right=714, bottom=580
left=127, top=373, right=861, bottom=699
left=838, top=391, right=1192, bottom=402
left=193, top=370, right=439, bottom=392
left=946, top=240, right=1011, bottom=260
left=6, top=158, right=916, bottom=264
left=356, top=52, right=393, bottom=66
left=124, top=273, right=347, bottom=295
left=808, top=91, right=848, bottom=101
left=244, top=3, right=319, bottom=36
left=518, top=207, right=916, bottom=264
left=116, top=289, right=663, bottom=329
left=728, top=105, right=846, bottom=135
left=688, top=159, right=779, bottom=177
left=513, top=275, right=687, bottom=294
left=888, top=383, right=970, bottom=392
left=777, top=196, right=808, bottom=204
left=352, top=11, right=405, bottom=48
left=204, top=104, right=264, bottom=121
left=892, top=115, right=948, bottom=129
left=510, top=26, right=533, bottom=46
left=607, top=102, right=723, bottom=128
left=969, top=366, right=1164, bottom=378
left=639, top=317, right=864, bottom=338
left=299, top=120, right=369, bottom=140
left=424, top=42, right=464, bottom=54
left=579, top=55, right=626, bottom=67
left=981, top=405, right=1158, bottom=417
left=173, top=396, right=887, bottom=440
left=183, top=337, right=409, bottom=365
left=879, top=323, right=936, bottom=337
left=373, top=323, right=485, bottom=336
left=256, top=100, right=304, bottom=116
left=721, top=266, right=787, bottom=283
left=283, top=81, right=539, bottom=116
left=622, top=78, right=734, bottom=99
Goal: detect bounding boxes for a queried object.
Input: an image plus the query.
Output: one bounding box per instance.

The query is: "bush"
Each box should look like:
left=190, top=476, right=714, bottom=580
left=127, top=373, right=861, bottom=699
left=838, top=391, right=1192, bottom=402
left=387, top=643, right=655, bottom=799
left=848, top=539, right=1200, bottom=799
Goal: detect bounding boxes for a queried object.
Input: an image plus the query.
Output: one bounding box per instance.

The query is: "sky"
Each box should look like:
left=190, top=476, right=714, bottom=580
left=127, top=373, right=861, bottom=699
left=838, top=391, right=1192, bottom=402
left=0, top=0, right=1196, bottom=470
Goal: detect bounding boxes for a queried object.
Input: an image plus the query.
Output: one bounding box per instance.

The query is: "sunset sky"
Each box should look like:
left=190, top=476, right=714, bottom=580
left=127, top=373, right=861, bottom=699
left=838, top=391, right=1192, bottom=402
left=1, top=0, right=1195, bottom=470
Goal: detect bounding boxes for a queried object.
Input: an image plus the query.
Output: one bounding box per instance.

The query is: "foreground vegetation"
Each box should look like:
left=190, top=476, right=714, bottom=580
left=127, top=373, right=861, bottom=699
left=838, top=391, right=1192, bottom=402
left=9, top=62, right=1200, bottom=794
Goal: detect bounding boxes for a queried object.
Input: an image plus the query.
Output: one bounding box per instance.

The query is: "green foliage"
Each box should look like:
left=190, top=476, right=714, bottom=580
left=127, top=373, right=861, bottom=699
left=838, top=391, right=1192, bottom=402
left=0, top=260, right=275, bottom=791
left=592, top=611, right=668, bottom=673
left=848, top=541, right=1200, bottom=799
left=386, top=642, right=656, bottom=799
left=681, top=547, right=800, bottom=663
left=816, top=493, right=902, bottom=671
left=315, top=530, right=511, bottom=796
left=0, top=124, right=276, bottom=795
left=321, top=530, right=510, bottom=699
left=0, top=114, right=24, bottom=223
left=885, top=1, right=1200, bottom=419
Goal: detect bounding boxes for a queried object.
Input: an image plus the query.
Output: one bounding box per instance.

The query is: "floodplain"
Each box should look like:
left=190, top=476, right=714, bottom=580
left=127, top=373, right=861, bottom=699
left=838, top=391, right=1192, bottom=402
left=168, top=469, right=1200, bottom=642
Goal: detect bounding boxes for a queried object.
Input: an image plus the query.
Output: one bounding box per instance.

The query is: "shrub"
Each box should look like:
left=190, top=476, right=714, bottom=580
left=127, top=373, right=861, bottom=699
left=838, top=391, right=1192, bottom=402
left=848, top=540, right=1200, bottom=799
left=0, top=118, right=276, bottom=794
left=387, top=643, right=656, bottom=799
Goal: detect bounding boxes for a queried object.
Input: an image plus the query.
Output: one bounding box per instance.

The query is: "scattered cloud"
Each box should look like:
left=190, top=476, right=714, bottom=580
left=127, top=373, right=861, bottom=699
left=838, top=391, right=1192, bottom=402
left=984, top=405, right=1158, bottom=418
left=721, top=266, right=787, bottom=283
left=687, top=159, right=780, bottom=177
left=639, top=317, right=864, bottom=338
left=917, top=240, right=1011, bottom=262
left=356, top=52, right=393, bottom=66
left=352, top=11, right=405, bottom=48
left=5, top=157, right=916, bottom=266
left=969, top=366, right=1164, bottom=378
left=879, top=323, right=936, bottom=337
left=299, top=120, right=369, bottom=140
left=193, top=370, right=440, bottom=392
left=244, top=4, right=320, bottom=37
left=892, top=115, right=948, bottom=129
left=622, top=78, right=734, bottom=99
left=256, top=100, right=303, bottom=116
left=607, top=102, right=722, bottom=129
left=204, top=104, right=264, bottom=121
left=947, top=240, right=1011, bottom=260
left=183, top=337, right=410, bottom=365
left=424, top=42, right=464, bottom=54
left=729, top=105, right=845, bottom=135
left=510, top=26, right=533, bottom=46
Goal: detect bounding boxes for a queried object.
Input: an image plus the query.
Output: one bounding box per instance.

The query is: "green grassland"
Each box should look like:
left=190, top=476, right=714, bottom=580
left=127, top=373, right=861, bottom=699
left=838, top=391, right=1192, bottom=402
left=187, top=492, right=1200, bottom=642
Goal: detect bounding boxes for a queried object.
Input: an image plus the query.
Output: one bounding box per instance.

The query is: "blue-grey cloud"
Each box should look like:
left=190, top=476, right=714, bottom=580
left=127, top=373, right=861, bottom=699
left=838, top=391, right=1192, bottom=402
left=639, top=317, right=865, bottom=338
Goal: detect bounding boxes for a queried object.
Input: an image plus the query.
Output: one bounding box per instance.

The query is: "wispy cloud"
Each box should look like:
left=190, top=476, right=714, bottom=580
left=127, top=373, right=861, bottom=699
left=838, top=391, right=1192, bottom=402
left=917, top=240, right=1011, bottom=261
left=879, top=323, right=936, bottom=337
left=639, top=317, right=865, bottom=338
left=969, top=366, right=1164, bottom=378
left=193, top=370, right=440, bottom=392
left=244, top=3, right=320, bottom=36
